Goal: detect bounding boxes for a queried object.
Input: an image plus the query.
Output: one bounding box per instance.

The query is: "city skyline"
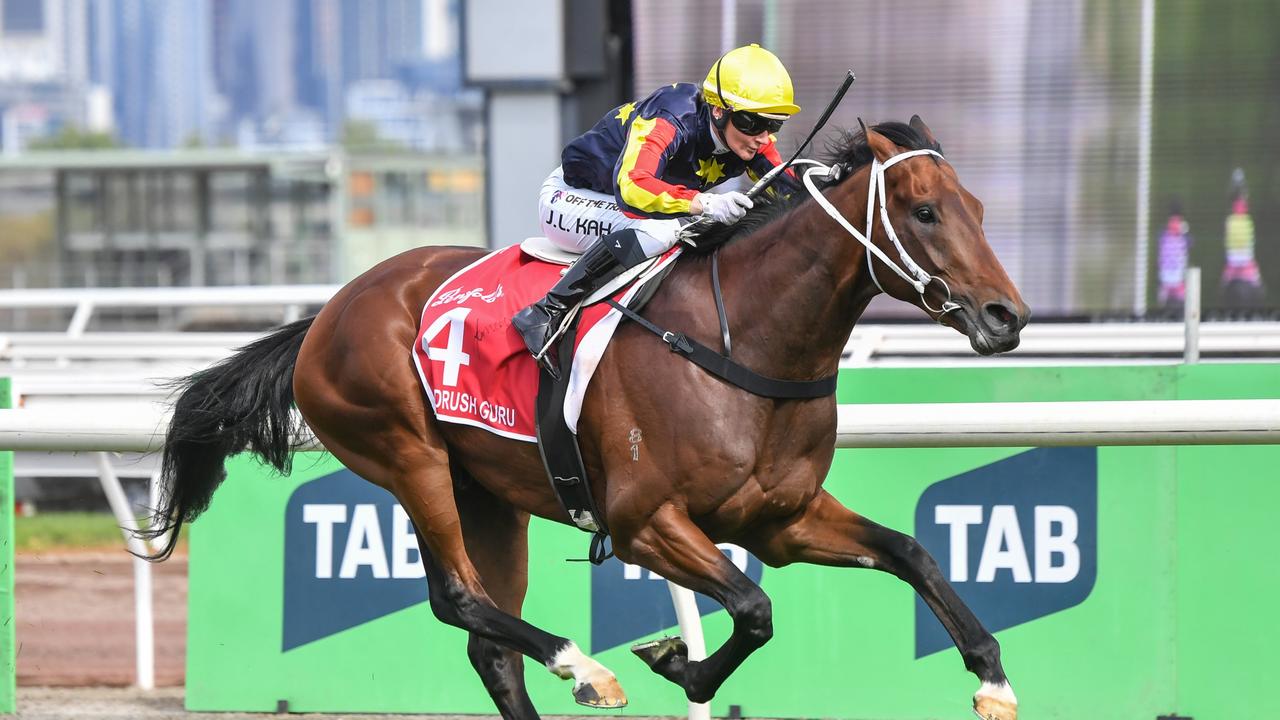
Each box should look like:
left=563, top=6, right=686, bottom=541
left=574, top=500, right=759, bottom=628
left=0, top=0, right=476, bottom=153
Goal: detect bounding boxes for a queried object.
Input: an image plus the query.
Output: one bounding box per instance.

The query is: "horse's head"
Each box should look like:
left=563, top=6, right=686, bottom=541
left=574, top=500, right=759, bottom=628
left=847, top=116, right=1030, bottom=354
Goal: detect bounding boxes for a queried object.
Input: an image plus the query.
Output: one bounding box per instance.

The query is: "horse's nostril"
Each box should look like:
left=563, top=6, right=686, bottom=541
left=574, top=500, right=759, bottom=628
left=983, top=302, right=1018, bottom=334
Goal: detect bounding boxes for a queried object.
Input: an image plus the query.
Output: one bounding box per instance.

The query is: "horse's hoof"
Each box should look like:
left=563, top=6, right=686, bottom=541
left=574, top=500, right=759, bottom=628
left=631, top=636, right=688, bottom=669
left=573, top=675, right=628, bottom=708
left=973, top=681, right=1018, bottom=720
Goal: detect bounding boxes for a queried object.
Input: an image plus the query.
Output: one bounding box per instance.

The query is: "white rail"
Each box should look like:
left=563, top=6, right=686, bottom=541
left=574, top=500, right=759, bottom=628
left=3, top=400, right=1279, bottom=452
left=0, top=285, right=338, bottom=335
left=835, top=400, right=1280, bottom=446
left=0, top=280, right=1277, bottom=362
left=840, top=321, right=1280, bottom=364
left=2, top=323, right=1277, bottom=374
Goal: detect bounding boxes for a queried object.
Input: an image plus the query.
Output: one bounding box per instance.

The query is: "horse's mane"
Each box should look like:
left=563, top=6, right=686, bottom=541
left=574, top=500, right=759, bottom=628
left=685, top=121, right=943, bottom=255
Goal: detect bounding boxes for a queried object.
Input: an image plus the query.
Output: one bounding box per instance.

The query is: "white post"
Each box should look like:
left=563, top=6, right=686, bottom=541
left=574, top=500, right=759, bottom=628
left=132, top=550, right=156, bottom=691
left=94, top=452, right=156, bottom=690
left=67, top=299, right=94, bottom=337
left=1134, top=0, right=1155, bottom=315
left=1184, top=266, right=1201, bottom=363
left=720, top=0, right=738, bottom=55
left=667, top=581, right=711, bottom=720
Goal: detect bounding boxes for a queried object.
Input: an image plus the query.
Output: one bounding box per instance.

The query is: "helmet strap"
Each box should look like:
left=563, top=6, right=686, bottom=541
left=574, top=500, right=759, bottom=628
left=711, top=107, right=730, bottom=134
left=712, top=52, right=733, bottom=129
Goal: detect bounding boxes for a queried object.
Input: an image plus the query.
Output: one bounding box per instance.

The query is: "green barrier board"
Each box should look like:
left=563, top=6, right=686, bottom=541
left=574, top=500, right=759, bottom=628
left=0, top=378, right=13, bottom=713
left=188, top=364, right=1280, bottom=719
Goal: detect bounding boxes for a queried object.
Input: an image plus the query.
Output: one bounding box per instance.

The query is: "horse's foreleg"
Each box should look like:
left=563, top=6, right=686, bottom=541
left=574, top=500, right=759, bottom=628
left=618, top=504, right=772, bottom=704
left=748, top=490, right=1016, bottom=720
left=456, top=471, right=539, bottom=720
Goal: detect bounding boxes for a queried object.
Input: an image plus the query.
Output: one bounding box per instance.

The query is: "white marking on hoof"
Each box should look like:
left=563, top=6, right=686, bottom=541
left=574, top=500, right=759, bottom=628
left=549, top=642, right=628, bottom=708
left=547, top=641, right=615, bottom=687
left=973, top=681, right=1018, bottom=720
left=976, top=681, right=1017, bottom=704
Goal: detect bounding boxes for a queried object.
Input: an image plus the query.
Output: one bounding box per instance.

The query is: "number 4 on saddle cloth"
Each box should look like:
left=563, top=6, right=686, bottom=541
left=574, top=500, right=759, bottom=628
left=412, top=240, right=679, bottom=552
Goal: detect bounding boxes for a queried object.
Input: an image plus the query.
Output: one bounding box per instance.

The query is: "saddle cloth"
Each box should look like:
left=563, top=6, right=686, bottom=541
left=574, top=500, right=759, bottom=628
left=411, top=243, right=681, bottom=442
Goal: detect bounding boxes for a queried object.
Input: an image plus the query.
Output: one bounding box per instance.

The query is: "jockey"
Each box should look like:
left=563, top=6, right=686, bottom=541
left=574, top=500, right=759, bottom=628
left=513, top=43, right=802, bottom=374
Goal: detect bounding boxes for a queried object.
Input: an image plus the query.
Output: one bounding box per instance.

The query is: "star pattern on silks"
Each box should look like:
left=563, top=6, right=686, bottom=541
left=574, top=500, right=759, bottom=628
left=696, top=156, right=726, bottom=184
left=615, top=102, right=636, bottom=124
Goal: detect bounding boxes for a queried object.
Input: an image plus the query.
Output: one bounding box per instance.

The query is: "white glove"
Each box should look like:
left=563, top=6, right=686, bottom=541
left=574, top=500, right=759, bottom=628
left=696, top=191, right=753, bottom=224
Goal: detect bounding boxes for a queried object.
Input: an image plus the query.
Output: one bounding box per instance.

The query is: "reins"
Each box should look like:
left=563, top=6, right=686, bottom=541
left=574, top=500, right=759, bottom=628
left=616, top=145, right=963, bottom=401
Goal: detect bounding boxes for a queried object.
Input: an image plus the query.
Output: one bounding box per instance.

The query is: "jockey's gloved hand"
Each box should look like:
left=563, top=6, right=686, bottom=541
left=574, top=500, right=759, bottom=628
left=696, top=191, right=754, bottom=224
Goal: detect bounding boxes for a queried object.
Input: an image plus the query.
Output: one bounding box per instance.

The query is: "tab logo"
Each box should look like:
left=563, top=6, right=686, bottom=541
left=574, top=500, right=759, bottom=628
left=282, top=469, right=428, bottom=650
left=914, top=447, right=1097, bottom=657
left=591, top=544, right=762, bottom=653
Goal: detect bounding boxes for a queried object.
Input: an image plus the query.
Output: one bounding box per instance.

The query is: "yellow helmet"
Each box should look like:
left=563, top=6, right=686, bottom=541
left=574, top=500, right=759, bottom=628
left=702, top=43, right=800, bottom=117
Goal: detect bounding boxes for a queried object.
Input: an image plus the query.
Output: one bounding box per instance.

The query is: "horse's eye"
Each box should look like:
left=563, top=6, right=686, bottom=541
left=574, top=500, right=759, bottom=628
left=913, top=206, right=937, bottom=224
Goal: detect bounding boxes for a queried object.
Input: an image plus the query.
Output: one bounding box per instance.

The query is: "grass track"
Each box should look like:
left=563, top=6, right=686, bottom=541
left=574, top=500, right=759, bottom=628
left=14, top=511, right=187, bottom=553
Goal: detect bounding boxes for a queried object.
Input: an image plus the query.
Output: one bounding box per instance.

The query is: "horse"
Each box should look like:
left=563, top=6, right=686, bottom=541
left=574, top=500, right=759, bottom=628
left=145, top=116, right=1029, bottom=720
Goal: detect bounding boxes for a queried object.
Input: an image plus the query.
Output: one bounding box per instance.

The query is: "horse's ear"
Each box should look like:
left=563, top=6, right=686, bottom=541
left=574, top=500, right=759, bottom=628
left=864, top=128, right=899, bottom=163
left=909, top=115, right=938, bottom=147
left=859, top=117, right=898, bottom=163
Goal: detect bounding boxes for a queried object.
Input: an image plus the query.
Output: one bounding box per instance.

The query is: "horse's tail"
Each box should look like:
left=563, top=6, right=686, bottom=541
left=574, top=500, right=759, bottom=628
left=137, top=316, right=315, bottom=561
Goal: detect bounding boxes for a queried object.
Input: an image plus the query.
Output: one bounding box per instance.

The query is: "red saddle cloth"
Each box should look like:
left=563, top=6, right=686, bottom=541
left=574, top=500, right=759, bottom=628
left=412, top=244, right=677, bottom=442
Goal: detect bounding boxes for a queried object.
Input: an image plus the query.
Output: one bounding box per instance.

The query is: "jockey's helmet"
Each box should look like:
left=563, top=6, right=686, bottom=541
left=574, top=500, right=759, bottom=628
left=702, top=44, right=801, bottom=119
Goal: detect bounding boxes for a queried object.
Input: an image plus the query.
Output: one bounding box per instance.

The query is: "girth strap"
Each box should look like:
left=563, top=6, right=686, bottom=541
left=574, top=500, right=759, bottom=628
left=605, top=299, right=837, bottom=400
left=535, top=313, right=613, bottom=563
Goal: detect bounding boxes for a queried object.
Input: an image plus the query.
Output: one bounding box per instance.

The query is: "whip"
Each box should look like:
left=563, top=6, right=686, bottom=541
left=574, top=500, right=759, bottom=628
left=748, top=70, right=855, bottom=200
left=682, top=70, right=855, bottom=244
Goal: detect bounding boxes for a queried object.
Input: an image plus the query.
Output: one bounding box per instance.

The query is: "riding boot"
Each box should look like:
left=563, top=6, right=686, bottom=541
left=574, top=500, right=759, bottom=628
left=513, top=228, right=650, bottom=377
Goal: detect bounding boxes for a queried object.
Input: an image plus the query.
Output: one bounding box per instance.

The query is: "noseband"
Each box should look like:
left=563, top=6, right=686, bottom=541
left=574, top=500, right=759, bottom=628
left=792, top=150, right=962, bottom=318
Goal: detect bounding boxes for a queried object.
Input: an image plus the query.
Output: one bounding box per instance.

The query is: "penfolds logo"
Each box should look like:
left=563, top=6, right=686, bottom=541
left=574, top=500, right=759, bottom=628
left=429, top=284, right=504, bottom=307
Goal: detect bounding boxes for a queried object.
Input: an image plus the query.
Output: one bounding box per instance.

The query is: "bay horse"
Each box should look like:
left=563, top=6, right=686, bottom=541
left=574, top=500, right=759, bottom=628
left=146, top=117, right=1029, bottom=720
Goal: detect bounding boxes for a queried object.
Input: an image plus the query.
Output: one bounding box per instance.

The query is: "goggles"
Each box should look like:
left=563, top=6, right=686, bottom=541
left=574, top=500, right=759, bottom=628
left=729, top=111, right=786, bottom=136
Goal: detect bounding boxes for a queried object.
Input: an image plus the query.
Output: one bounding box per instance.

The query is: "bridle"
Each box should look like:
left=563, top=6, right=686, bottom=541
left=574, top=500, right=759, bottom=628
left=680, top=149, right=961, bottom=318
left=745, top=149, right=963, bottom=319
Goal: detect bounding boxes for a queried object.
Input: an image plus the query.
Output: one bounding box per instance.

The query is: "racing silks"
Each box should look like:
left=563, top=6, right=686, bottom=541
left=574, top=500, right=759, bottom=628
left=561, top=83, right=795, bottom=219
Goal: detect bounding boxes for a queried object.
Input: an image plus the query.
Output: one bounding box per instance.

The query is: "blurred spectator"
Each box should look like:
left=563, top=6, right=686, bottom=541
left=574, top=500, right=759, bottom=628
left=1156, top=200, right=1192, bottom=311
left=1220, top=168, right=1266, bottom=310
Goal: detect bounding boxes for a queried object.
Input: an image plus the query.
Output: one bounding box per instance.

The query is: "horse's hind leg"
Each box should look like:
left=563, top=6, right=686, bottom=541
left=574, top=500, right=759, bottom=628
left=399, top=448, right=625, bottom=709
left=294, top=277, right=621, bottom=710
left=456, top=466, right=538, bottom=720
left=746, top=490, right=1017, bottom=720
left=304, top=412, right=624, bottom=709
left=616, top=504, right=773, bottom=704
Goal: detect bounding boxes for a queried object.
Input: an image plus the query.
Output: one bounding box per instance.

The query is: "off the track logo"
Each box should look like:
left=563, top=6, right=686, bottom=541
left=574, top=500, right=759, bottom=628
left=913, top=447, right=1098, bottom=657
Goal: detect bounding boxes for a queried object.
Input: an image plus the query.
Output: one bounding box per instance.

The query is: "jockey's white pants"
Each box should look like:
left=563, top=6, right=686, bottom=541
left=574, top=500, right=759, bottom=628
left=539, top=167, right=682, bottom=258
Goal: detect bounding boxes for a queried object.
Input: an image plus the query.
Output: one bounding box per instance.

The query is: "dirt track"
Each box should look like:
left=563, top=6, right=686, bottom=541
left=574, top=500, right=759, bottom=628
left=9, top=554, right=659, bottom=719
left=15, top=686, right=498, bottom=719
left=15, top=552, right=187, bottom=688
left=11, top=555, right=488, bottom=718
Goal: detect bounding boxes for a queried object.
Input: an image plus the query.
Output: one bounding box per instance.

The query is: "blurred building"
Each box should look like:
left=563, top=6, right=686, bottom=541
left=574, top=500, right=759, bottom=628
left=109, top=0, right=216, bottom=148
left=0, top=148, right=483, bottom=307
left=0, top=0, right=478, bottom=152
left=0, top=0, right=91, bottom=150
left=207, top=0, right=477, bottom=150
